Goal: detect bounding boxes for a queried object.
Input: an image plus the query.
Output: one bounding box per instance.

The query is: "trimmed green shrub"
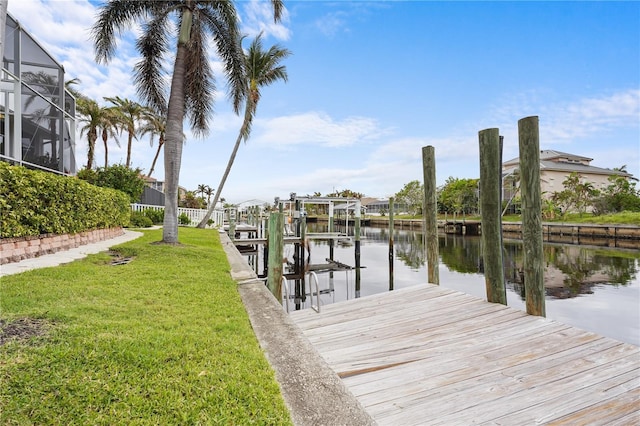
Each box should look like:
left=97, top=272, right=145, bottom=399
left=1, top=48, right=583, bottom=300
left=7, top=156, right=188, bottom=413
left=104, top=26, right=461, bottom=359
left=0, top=162, right=130, bottom=238
left=178, top=213, right=191, bottom=225
left=130, top=211, right=153, bottom=228
left=77, top=164, right=145, bottom=203
left=142, top=208, right=164, bottom=225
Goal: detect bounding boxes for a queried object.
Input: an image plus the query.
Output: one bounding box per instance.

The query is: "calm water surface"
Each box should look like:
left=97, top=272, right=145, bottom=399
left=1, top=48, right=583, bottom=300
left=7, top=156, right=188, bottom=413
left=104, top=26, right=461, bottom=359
left=274, top=225, right=640, bottom=346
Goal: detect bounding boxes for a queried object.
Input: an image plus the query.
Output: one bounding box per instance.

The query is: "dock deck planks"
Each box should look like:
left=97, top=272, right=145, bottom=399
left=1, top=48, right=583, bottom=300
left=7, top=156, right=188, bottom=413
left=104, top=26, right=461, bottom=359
left=289, top=284, right=640, bottom=425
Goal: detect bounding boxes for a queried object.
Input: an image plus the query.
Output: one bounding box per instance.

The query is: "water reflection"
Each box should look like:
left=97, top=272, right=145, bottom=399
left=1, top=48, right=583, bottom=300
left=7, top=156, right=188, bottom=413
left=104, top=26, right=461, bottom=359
left=362, top=227, right=639, bottom=301
left=298, top=224, right=640, bottom=345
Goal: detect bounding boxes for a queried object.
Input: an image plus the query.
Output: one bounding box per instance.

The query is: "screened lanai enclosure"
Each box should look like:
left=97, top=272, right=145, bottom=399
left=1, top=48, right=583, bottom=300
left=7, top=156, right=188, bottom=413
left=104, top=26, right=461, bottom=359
left=0, top=13, right=76, bottom=175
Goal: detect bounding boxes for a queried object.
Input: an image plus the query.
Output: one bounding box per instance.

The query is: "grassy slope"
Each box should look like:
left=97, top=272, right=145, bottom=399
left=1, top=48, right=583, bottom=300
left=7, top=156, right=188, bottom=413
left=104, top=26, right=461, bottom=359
left=0, top=228, right=292, bottom=425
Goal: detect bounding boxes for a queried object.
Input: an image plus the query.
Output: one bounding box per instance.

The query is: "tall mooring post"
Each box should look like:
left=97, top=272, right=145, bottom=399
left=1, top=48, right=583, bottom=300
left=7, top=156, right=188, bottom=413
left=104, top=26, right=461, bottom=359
left=354, top=199, right=362, bottom=297
left=267, top=211, right=284, bottom=302
left=388, top=196, right=395, bottom=291
left=479, top=128, right=507, bottom=305
left=518, top=116, right=546, bottom=317
left=422, top=145, right=440, bottom=284
left=228, top=207, right=237, bottom=241
left=328, top=201, right=335, bottom=262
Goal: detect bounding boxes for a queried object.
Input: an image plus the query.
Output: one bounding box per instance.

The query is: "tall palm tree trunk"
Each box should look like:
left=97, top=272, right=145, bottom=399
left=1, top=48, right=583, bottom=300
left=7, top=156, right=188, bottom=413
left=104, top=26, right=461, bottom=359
left=86, top=129, right=97, bottom=169
left=125, top=132, right=133, bottom=168
left=162, top=15, right=191, bottom=243
left=148, top=137, right=164, bottom=177
left=102, top=129, right=109, bottom=167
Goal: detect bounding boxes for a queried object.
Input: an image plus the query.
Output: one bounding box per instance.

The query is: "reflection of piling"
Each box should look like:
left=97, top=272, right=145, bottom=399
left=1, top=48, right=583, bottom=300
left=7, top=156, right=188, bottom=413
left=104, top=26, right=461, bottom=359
left=479, top=129, right=507, bottom=305
left=389, top=196, right=395, bottom=291
left=518, top=116, right=546, bottom=317
left=422, top=145, right=440, bottom=284
left=267, top=212, right=284, bottom=300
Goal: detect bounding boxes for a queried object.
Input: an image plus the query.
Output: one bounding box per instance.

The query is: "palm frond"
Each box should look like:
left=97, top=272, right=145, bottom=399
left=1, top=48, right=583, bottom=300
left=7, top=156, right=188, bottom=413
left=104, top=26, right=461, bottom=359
left=200, top=1, right=245, bottom=114
left=183, top=14, right=215, bottom=136
left=134, top=10, right=171, bottom=114
left=92, top=0, right=161, bottom=64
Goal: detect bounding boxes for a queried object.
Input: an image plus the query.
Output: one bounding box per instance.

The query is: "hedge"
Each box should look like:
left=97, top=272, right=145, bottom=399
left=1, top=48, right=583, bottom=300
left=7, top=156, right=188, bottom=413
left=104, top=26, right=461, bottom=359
left=0, top=162, right=130, bottom=238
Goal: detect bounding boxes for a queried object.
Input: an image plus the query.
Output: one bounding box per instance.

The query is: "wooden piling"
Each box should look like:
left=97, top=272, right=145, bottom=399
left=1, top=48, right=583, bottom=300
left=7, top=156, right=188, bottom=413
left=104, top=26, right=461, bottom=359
left=518, top=116, right=546, bottom=317
left=355, top=199, right=362, bottom=297
left=229, top=207, right=236, bottom=241
left=479, top=128, right=507, bottom=305
left=422, top=145, right=440, bottom=285
left=293, top=200, right=303, bottom=306
left=267, top=212, right=284, bottom=302
left=389, top=196, right=395, bottom=291
left=328, top=201, right=335, bottom=262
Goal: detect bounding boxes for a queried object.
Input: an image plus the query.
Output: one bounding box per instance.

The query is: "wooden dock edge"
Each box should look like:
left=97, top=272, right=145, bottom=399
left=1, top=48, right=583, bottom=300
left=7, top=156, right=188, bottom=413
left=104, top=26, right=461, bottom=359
left=219, top=231, right=375, bottom=426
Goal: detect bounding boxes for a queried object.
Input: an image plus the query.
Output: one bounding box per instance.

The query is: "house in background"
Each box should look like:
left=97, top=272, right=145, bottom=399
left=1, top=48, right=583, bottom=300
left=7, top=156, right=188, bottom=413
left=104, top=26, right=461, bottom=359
left=0, top=13, right=76, bottom=175
left=139, top=175, right=189, bottom=206
left=362, top=198, right=409, bottom=215
left=502, top=150, right=635, bottom=203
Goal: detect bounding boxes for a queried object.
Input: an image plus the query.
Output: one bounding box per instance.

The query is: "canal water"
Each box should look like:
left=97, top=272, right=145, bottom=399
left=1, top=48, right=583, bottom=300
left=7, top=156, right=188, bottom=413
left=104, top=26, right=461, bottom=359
left=274, top=225, right=639, bottom=346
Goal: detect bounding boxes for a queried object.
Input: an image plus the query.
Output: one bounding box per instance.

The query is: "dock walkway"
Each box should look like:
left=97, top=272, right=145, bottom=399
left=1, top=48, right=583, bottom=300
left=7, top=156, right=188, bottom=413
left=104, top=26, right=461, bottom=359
left=289, top=285, right=639, bottom=425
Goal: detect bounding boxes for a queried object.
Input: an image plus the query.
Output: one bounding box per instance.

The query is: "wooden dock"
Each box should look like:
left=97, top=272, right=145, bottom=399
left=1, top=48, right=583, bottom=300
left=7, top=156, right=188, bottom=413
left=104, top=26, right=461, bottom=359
left=289, top=285, right=640, bottom=425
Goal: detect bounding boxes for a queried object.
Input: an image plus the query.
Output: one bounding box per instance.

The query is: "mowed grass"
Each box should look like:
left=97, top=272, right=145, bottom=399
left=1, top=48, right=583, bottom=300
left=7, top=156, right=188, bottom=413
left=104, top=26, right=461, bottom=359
left=0, top=228, right=292, bottom=425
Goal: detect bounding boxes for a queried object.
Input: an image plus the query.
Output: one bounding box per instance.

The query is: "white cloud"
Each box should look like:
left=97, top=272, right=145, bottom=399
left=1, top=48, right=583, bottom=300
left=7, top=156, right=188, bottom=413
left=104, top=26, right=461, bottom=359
left=486, top=88, right=640, bottom=145
left=546, top=89, right=640, bottom=141
left=241, top=0, right=291, bottom=41
left=254, top=111, right=390, bottom=148
left=314, top=11, right=349, bottom=37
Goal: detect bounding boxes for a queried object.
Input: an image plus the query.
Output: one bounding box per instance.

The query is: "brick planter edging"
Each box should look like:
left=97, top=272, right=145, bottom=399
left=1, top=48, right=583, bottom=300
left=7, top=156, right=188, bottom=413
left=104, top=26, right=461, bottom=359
left=0, top=227, right=124, bottom=265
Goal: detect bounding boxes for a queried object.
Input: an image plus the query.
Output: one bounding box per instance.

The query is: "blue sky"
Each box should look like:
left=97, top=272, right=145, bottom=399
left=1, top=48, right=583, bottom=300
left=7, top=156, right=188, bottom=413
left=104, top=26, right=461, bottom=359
left=9, top=1, right=639, bottom=204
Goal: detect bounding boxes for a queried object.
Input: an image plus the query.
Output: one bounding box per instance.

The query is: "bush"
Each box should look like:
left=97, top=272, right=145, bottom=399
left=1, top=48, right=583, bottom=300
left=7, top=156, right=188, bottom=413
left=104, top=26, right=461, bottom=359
left=179, top=213, right=191, bottom=225
left=130, top=211, right=153, bottom=228
left=143, top=208, right=164, bottom=225
left=0, top=162, right=130, bottom=238
left=77, top=164, right=145, bottom=203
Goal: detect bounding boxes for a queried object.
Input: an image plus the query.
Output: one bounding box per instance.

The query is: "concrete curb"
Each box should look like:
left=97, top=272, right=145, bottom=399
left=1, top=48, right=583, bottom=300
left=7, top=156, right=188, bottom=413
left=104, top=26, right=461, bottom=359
left=219, top=232, right=376, bottom=426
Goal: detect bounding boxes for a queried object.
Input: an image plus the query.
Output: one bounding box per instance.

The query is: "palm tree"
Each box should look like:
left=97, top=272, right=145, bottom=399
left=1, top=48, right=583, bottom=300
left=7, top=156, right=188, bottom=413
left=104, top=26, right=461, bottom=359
left=104, top=96, right=146, bottom=168
left=197, top=33, right=290, bottom=228
left=197, top=183, right=207, bottom=198
left=99, top=107, right=121, bottom=168
left=76, top=97, right=101, bottom=170
left=93, top=0, right=283, bottom=244
left=139, top=110, right=167, bottom=177
left=204, top=185, right=214, bottom=207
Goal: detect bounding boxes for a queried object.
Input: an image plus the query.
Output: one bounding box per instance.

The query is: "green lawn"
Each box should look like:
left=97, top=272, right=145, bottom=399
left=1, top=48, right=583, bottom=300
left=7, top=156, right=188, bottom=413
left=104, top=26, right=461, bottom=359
left=363, top=211, right=640, bottom=226
left=500, top=211, right=640, bottom=225
left=0, top=228, right=292, bottom=425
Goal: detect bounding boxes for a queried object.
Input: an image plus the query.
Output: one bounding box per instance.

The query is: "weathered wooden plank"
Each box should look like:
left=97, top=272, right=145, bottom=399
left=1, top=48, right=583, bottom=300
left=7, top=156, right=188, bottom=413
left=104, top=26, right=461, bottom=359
left=494, top=369, right=639, bottom=425
left=352, top=326, right=607, bottom=409
left=545, top=386, right=640, bottom=426
left=382, top=344, right=639, bottom=424
left=290, top=284, right=456, bottom=329
left=304, top=296, right=510, bottom=351
left=346, top=333, right=615, bottom=399
left=324, top=315, right=568, bottom=376
left=290, top=284, right=640, bottom=425
left=326, top=307, right=530, bottom=363
left=603, top=408, right=640, bottom=426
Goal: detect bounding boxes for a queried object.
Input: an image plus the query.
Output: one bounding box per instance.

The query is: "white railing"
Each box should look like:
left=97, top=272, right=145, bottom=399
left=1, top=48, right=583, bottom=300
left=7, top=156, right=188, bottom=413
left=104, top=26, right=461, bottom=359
left=131, top=203, right=224, bottom=228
